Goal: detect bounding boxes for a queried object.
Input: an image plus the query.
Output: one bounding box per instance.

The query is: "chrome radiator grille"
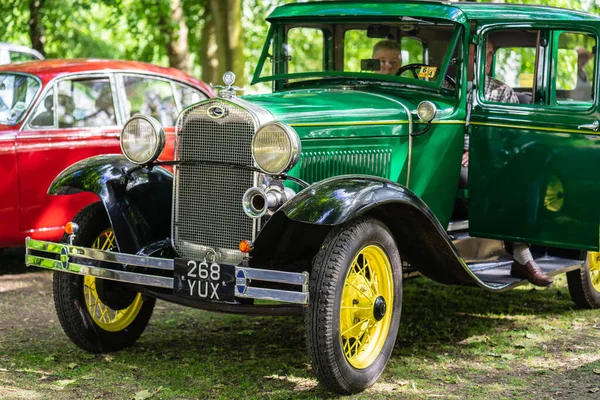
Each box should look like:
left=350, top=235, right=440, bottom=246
left=173, top=101, right=255, bottom=263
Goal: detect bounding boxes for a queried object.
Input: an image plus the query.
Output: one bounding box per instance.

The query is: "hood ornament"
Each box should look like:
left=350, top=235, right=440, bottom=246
left=213, top=71, right=244, bottom=99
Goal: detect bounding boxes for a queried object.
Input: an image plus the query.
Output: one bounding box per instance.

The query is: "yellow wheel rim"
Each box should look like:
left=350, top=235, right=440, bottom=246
left=83, top=228, right=143, bottom=332
left=589, top=252, right=600, bottom=293
left=340, top=245, right=394, bottom=369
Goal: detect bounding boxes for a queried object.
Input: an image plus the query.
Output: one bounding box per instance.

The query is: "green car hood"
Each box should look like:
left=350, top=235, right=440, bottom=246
left=243, top=89, right=438, bottom=134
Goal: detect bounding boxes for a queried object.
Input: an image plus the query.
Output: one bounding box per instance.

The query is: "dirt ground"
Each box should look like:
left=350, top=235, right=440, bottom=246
left=2, top=247, right=600, bottom=399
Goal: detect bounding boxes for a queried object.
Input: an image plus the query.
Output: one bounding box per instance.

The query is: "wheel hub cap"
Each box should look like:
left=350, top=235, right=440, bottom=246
left=373, top=296, right=386, bottom=321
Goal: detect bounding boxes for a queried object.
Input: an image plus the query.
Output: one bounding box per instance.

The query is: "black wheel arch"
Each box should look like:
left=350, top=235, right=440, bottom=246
left=48, top=155, right=173, bottom=254
left=254, top=175, right=475, bottom=286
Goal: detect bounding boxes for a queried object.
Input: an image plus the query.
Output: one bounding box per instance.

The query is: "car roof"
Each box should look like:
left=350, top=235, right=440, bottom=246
left=0, top=59, right=208, bottom=90
left=268, top=1, right=600, bottom=23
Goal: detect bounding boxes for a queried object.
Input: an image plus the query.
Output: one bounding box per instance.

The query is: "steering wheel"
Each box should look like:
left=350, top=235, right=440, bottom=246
left=396, top=63, right=456, bottom=88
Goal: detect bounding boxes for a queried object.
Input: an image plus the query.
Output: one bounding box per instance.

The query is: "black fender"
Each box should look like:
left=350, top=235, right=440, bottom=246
left=49, top=155, right=172, bottom=254
left=255, top=175, right=476, bottom=286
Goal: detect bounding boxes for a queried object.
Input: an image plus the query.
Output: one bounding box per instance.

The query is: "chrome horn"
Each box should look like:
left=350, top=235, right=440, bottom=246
left=242, top=185, right=296, bottom=219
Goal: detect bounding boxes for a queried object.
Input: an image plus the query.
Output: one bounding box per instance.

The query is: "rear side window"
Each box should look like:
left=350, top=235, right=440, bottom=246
left=56, top=78, right=116, bottom=128
left=10, top=51, right=41, bottom=63
left=123, top=75, right=178, bottom=126
left=29, top=89, right=54, bottom=128
left=554, top=31, right=596, bottom=104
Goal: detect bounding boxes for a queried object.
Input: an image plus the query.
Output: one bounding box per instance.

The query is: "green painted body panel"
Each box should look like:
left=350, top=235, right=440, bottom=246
left=469, top=105, right=600, bottom=251
left=268, top=2, right=466, bottom=23
left=246, top=0, right=600, bottom=252
left=269, top=1, right=599, bottom=23
left=243, top=90, right=455, bottom=129
left=243, top=89, right=464, bottom=229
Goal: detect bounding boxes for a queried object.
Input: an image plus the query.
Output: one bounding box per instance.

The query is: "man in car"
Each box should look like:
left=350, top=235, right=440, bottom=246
left=463, top=38, right=553, bottom=286
left=372, top=40, right=402, bottom=75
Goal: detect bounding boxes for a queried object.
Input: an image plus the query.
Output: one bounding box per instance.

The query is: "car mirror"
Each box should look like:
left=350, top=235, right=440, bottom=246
left=367, top=24, right=391, bottom=38
left=360, top=59, right=381, bottom=72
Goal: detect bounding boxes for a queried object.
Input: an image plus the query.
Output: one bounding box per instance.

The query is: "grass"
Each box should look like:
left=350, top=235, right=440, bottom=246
left=1, top=265, right=600, bottom=400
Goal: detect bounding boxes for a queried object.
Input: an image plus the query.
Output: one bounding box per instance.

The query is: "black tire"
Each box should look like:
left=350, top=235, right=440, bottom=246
left=306, top=217, right=402, bottom=394
left=567, top=252, right=600, bottom=309
left=53, top=202, right=155, bottom=353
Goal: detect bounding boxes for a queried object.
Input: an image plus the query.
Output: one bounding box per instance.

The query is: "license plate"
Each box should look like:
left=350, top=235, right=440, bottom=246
left=173, top=258, right=236, bottom=303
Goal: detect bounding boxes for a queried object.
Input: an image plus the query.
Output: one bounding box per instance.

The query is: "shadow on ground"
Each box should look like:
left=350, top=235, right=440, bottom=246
left=1, top=260, right=599, bottom=399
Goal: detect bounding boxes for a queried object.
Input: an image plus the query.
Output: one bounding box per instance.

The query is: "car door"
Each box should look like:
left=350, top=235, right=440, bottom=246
left=16, top=73, right=122, bottom=240
left=116, top=73, right=209, bottom=161
left=468, top=25, right=600, bottom=252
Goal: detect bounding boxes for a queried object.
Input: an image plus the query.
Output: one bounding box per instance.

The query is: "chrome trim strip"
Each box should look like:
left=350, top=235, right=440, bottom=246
left=27, top=238, right=174, bottom=270
left=236, top=287, right=308, bottom=304
left=25, top=254, right=173, bottom=289
left=238, top=268, right=308, bottom=286
left=448, top=220, right=469, bottom=232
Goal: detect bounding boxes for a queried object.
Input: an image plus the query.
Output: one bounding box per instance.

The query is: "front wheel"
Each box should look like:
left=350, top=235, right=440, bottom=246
left=567, top=252, right=600, bottom=309
left=53, top=202, right=155, bottom=353
left=306, top=217, right=402, bottom=394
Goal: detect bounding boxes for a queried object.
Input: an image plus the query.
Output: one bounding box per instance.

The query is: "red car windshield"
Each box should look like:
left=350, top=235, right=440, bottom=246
left=0, top=73, right=41, bottom=125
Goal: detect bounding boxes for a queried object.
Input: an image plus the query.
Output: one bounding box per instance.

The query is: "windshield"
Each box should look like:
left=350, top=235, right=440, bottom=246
left=0, top=73, right=41, bottom=125
left=254, top=19, right=461, bottom=89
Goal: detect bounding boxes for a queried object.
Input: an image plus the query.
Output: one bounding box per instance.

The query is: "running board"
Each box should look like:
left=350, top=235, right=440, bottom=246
left=467, top=255, right=582, bottom=291
left=449, top=229, right=584, bottom=291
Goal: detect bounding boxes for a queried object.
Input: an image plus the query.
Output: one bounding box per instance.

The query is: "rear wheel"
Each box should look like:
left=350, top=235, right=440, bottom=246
left=567, top=252, right=600, bottom=309
left=53, top=202, right=155, bottom=352
left=306, top=217, right=402, bottom=394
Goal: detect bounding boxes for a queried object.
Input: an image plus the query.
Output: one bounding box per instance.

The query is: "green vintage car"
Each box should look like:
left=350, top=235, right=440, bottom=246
left=25, top=0, right=600, bottom=394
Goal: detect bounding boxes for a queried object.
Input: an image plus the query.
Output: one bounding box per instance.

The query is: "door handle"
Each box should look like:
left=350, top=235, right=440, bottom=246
left=577, top=120, right=599, bottom=131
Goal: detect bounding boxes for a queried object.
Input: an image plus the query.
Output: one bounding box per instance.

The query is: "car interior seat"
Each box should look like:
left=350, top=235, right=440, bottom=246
left=30, top=94, right=54, bottom=127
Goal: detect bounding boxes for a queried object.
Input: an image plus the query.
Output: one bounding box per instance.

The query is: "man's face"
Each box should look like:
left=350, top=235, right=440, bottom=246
left=373, top=49, right=401, bottom=75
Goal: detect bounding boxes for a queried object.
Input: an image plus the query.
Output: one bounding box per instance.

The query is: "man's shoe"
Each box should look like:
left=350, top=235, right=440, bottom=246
left=510, top=260, right=554, bottom=287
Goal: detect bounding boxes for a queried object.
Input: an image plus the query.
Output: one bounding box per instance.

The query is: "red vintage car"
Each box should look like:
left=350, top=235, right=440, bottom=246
left=0, top=59, right=213, bottom=248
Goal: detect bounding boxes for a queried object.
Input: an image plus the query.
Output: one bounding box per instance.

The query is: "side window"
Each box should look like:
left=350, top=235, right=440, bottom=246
left=10, top=52, right=39, bottom=63
left=286, top=27, right=324, bottom=74
left=555, top=32, right=596, bottom=104
left=174, top=83, right=207, bottom=109
left=56, top=78, right=116, bottom=128
left=494, top=47, right=536, bottom=90
left=30, top=89, right=55, bottom=128
left=483, top=29, right=540, bottom=105
left=123, top=76, right=178, bottom=126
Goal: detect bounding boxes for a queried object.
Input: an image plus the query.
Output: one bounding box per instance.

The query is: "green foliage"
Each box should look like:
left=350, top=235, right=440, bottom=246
left=0, top=0, right=599, bottom=91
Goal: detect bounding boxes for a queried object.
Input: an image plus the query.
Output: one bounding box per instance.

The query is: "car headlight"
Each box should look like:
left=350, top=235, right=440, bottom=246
left=417, top=101, right=437, bottom=122
left=252, top=122, right=301, bottom=174
left=120, top=115, right=165, bottom=165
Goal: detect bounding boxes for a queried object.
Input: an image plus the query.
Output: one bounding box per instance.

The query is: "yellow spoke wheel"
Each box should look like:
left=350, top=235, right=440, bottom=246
left=306, top=217, right=401, bottom=394
left=83, top=228, right=143, bottom=332
left=340, top=245, right=393, bottom=369
left=589, top=252, right=600, bottom=292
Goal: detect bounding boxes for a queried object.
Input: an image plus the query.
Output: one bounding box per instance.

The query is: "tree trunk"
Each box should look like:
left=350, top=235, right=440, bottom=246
left=160, top=0, right=192, bottom=74
left=200, top=14, right=219, bottom=85
left=209, top=0, right=245, bottom=86
left=28, top=0, right=46, bottom=56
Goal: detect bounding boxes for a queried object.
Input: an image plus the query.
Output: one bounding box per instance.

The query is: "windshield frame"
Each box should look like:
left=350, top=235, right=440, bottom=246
left=252, top=18, right=463, bottom=93
left=0, top=72, right=42, bottom=126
